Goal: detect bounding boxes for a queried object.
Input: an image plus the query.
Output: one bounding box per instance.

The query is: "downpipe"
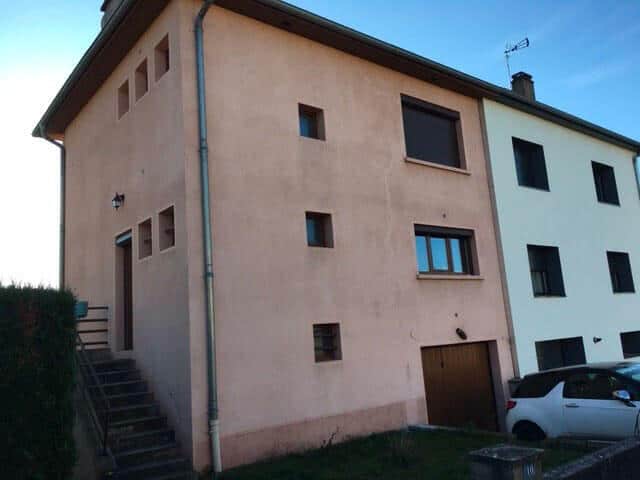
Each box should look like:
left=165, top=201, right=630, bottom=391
left=40, top=126, right=66, bottom=290
left=195, top=1, right=222, bottom=476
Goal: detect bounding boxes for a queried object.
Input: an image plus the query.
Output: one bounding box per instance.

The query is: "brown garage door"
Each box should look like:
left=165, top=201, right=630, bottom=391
left=421, top=342, right=498, bottom=431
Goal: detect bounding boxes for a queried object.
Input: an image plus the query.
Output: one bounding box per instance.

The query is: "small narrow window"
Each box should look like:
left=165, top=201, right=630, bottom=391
left=306, top=212, right=333, bottom=248
left=159, top=206, right=175, bottom=251
left=135, top=59, right=149, bottom=101
left=621, top=331, right=640, bottom=358
left=401, top=95, right=464, bottom=168
left=592, top=161, right=620, bottom=205
left=117, top=80, right=130, bottom=119
left=298, top=104, right=325, bottom=140
left=313, top=323, right=342, bottom=362
left=527, top=245, right=565, bottom=297
left=154, top=35, right=170, bottom=81
left=414, top=225, right=475, bottom=275
left=535, top=337, right=585, bottom=371
left=138, top=218, right=152, bottom=259
left=513, top=138, right=549, bottom=190
left=607, top=251, right=635, bottom=293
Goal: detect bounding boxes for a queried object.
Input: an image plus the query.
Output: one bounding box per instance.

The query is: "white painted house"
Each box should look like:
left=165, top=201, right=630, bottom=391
left=482, top=73, right=640, bottom=376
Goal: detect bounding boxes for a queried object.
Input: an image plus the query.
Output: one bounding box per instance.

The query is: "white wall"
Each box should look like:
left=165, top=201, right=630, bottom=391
left=483, top=99, right=640, bottom=375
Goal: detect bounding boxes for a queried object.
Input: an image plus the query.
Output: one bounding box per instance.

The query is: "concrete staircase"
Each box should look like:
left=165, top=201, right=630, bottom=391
left=80, top=349, right=194, bottom=479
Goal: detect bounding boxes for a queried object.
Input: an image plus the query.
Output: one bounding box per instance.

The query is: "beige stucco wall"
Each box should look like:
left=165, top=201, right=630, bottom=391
left=63, top=1, right=195, bottom=460
left=180, top=4, right=515, bottom=469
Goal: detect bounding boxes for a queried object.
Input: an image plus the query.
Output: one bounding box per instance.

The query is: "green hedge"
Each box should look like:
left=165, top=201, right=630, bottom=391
left=0, top=286, right=77, bottom=480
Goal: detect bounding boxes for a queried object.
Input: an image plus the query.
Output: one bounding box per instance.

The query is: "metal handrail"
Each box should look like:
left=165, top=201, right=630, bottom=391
left=75, top=306, right=113, bottom=459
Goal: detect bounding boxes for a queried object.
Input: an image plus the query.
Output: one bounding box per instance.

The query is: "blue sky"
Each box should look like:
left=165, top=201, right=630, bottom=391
left=0, top=0, right=638, bottom=286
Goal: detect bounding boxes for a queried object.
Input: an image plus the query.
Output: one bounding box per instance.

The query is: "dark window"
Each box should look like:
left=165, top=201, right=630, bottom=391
left=563, top=372, right=636, bottom=400
left=135, top=59, right=148, bottom=101
left=592, top=162, right=620, bottom=205
left=415, top=226, right=475, bottom=275
left=527, top=245, right=565, bottom=297
left=512, top=372, right=567, bottom=398
left=118, top=80, right=129, bottom=119
left=313, top=323, right=342, bottom=362
left=306, top=212, right=333, bottom=248
left=621, top=331, right=640, bottom=359
left=299, top=104, right=325, bottom=140
left=535, top=337, right=585, bottom=371
left=159, top=206, right=175, bottom=251
left=607, top=251, right=635, bottom=293
left=401, top=95, right=464, bottom=168
left=513, top=138, right=549, bottom=190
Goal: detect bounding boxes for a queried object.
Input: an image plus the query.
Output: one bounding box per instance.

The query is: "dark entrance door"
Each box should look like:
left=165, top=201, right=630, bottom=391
left=421, top=342, right=498, bottom=431
left=116, top=232, right=133, bottom=351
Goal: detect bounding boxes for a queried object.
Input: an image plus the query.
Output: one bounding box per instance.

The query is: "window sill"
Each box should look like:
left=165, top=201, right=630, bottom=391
left=417, top=273, right=483, bottom=281
left=405, top=157, right=470, bottom=175
left=533, top=294, right=566, bottom=298
left=597, top=201, right=621, bottom=207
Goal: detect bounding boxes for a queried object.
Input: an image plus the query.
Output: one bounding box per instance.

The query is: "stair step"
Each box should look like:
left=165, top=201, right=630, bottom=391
left=148, top=471, right=193, bottom=480
left=113, top=457, right=188, bottom=478
left=110, top=415, right=166, bottom=428
left=103, top=402, right=156, bottom=413
left=90, top=380, right=145, bottom=389
left=115, top=442, right=178, bottom=459
left=113, top=428, right=174, bottom=442
left=105, top=391, right=151, bottom=400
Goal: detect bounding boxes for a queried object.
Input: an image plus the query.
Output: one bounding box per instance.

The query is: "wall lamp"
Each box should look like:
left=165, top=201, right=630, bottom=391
left=593, top=337, right=602, bottom=344
left=112, top=193, right=125, bottom=210
left=456, top=328, right=468, bottom=341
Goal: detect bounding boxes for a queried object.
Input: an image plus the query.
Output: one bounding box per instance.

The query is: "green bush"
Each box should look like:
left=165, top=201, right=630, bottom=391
left=0, top=285, right=77, bottom=480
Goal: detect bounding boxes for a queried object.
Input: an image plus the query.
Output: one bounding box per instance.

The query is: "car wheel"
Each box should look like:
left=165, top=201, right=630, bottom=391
left=513, top=421, right=546, bottom=442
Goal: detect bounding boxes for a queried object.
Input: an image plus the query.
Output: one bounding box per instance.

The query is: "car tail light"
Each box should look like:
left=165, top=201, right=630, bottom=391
left=506, top=400, right=517, bottom=411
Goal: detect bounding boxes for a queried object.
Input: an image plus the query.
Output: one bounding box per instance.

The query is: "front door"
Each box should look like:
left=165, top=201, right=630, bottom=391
left=116, top=232, right=133, bottom=351
left=562, top=372, right=638, bottom=439
left=421, top=342, right=498, bottom=431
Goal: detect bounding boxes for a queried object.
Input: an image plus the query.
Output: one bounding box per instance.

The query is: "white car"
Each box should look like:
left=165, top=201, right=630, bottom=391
left=506, top=362, right=640, bottom=441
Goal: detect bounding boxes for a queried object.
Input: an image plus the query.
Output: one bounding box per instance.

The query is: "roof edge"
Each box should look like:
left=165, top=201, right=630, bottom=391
left=32, top=0, right=137, bottom=138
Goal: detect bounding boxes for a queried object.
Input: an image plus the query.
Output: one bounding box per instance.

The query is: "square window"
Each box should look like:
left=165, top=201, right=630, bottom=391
left=414, top=226, right=474, bottom=275
left=535, top=337, right=585, bottom=371
left=527, top=245, right=565, bottom=297
left=592, top=161, right=620, bottom=205
left=154, top=35, right=170, bottom=81
left=135, top=59, right=149, bottom=101
left=117, top=80, right=129, bottom=119
left=401, top=95, right=464, bottom=168
left=138, top=218, right=152, bottom=259
left=298, top=104, right=325, bottom=140
left=621, top=331, right=640, bottom=358
left=159, top=206, right=175, bottom=251
left=607, top=251, right=635, bottom=293
left=313, top=323, right=342, bottom=362
left=306, top=212, right=333, bottom=248
left=513, top=138, right=549, bottom=190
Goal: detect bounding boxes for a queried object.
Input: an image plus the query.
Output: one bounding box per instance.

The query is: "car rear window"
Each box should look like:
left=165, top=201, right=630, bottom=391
left=512, top=372, right=564, bottom=398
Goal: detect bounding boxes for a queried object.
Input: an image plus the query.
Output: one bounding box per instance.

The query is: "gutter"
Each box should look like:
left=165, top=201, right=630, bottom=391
left=195, top=1, right=222, bottom=476
left=40, top=126, right=66, bottom=290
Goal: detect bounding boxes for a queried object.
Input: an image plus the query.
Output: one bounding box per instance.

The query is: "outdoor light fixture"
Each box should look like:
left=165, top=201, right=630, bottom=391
left=456, top=328, right=468, bottom=341
left=593, top=337, right=602, bottom=344
left=112, top=193, right=125, bottom=210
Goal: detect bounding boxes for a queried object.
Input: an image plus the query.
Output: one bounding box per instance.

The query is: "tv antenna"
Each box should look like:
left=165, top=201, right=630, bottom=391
left=504, top=37, right=530, bottom=82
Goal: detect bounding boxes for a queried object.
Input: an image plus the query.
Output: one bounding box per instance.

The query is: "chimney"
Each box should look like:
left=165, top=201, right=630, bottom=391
left=101, top=0, right=124, bottom=28
left=511, top=72, right=536, bottom=101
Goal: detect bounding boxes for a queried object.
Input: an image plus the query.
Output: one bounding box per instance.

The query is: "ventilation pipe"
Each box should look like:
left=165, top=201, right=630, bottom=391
left=40, top=127, right=66, bottom=290
left=195, top=1, right=221, bottom=476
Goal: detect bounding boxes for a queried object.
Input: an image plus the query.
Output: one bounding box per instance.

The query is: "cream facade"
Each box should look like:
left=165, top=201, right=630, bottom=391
left=482, top=98, right=640, bottom=376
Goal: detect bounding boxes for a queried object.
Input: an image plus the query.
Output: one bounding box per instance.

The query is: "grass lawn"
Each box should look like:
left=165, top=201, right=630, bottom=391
left=218, top=429, right=594, bottom=480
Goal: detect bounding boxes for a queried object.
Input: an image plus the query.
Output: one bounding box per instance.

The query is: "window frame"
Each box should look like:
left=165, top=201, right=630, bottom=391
left=313, top=323, right=342, bottom=363
left=607, top=251, right=635, bottom=294
left=512, top=137, right=550, bottom=191
left=305, top=212, right=333, bottom=248
left=298, top=103, right=325, bottom=140
left=527, top=244, right=566, bottom=297
left=414, top=225, right=475, bottom=275
left=535, top=337, right=586, bottom=371
left=401, top=94, right=466, bottom=169
left=621, top=331, right=640, bottom=359
left=592, top=161, right=620, bottom=206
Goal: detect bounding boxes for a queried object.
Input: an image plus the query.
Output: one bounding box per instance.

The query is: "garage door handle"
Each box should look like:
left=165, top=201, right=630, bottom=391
left=565, top=403, right=579, bottom=408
